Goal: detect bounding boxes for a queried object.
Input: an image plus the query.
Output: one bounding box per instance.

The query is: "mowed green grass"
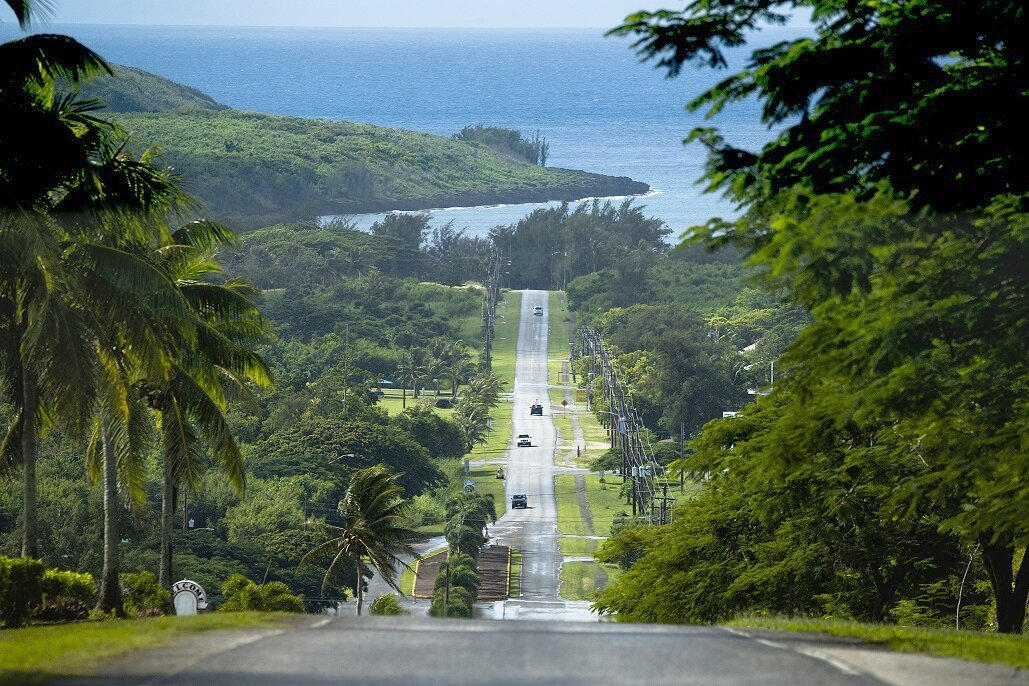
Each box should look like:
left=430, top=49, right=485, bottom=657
left=555, top=475, right=592, bottom=537
left=727, top=616, right=1029, bottom=669
left=547, top=291, right=570, bottom=386
left=489, top=291, right=521, bottom=389
left=509, top=548, right=523, bottom=598
left=555, top=473, right=629, bottom=538
left=559, top=536, right=600, bottom=556
left=559, top=561, right=621, bottom=602
left=0, top=613, right=291, bottom=685
left=375, top=392, right=456, bottom=417
left=579, top=473, right=630, bottom=537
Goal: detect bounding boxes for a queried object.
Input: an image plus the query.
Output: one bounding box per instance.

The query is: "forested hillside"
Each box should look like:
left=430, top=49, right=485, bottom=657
left=0, top=211, right=495, bottom=608
left=70, top=65, right=647, bottom=230
left=77, top=64, right=227, bottom=112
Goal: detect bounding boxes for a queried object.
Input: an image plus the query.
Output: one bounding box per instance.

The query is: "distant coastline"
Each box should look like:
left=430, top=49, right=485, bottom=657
left=320, top=172, right=650, bottom=216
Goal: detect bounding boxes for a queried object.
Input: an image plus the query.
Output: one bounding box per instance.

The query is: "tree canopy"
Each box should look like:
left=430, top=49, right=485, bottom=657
left=601, top=0, right=1028, bottom=632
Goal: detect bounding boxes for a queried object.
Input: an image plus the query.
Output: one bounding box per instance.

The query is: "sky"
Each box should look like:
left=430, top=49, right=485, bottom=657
left=5, top=1, right=683, bottom=29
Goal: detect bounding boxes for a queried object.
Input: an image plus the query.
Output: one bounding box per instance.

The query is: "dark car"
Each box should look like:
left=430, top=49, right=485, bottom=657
left=511, top=494, right=528, bottom=509
left=530, top=403, right=543, bottom=416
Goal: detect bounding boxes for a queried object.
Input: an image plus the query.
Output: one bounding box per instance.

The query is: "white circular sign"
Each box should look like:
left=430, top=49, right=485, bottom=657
left=172, top=579, right=209, bottom=615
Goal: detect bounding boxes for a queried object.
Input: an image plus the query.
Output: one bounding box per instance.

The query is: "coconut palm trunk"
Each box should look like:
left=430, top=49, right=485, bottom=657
left=160, top=465, right=175, bottom=588
left=95, top=421, right=124, bottom=615
left=355, top=559, right=365, bottom=616
left=19, top=371, right=38, bottom=558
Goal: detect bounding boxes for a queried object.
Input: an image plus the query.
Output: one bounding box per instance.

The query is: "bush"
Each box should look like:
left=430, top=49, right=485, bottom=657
left=405, top=493, right=446, bottom=528
left=219, top=573, right=304, bottom=613
left=0, top=555, right=45, bottom=627
left=121, top=571, right=172, bottom=617
left=33, top=596, right=90, bottom=623
left=369, top=593, right=409, bottom=616
left=428, top=586, right=473, bottom=617
left=41, top=569, right=96, bottom=605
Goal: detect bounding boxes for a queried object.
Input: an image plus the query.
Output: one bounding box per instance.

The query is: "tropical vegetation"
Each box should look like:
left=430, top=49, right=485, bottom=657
left=112, top=108, right=646, bottom=230
left=301, top=464, right=417, bottom=616
left=593, top=0, right=1028, bottom=635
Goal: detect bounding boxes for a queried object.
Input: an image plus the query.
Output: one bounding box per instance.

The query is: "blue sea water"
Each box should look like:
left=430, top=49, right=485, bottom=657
left=4, top=24, right=807, bottom=238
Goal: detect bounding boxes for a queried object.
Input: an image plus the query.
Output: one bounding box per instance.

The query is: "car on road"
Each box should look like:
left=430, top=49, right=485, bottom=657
left=533, top=306, right=543, bottom=316
left=511, top=494, right=528, bottom=509
left=517, top=434, right=531, bottom=447
left=530, top=403, right=543, bottom=415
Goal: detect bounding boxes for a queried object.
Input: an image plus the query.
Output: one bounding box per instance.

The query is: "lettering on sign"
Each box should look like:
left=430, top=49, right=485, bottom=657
left=172, top=579, right=209, bottom=615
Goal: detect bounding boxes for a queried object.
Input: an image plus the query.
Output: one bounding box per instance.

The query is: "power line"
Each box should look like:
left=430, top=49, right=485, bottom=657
left=580, top=327, right=674, bottom=524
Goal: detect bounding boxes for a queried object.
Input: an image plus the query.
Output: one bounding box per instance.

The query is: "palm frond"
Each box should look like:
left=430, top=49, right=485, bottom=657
left=171, top=220, right=238, bottom=252
left=0, top=33, right=109, bottom=91
left=0, top=409, right=23, bottom=476
left=159, top=395, right=205, bottom=491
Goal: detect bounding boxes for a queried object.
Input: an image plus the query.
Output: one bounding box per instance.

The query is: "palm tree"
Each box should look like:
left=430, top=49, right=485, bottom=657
left=302, top=464, right=418, bottom=616
left=394, top=353, right=425, bottom=409
left=0, top=9, right=117, bottom=559
left=141, top=222, right=272, bottom=589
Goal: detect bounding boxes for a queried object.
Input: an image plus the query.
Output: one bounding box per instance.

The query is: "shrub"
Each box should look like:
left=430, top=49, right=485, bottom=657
left=41, top=569, right=96, bottom=605
left=369, top=593, right=409, bottom=616
left=405, top=493, right=445, bottom=528
left=121, top=571, right=172, bottom=617
left=219, top=573, right=304, bottom=613
left=429, top=586, right=472, bottom=617
left=33, top=596, right=90, bottom=623
left=0, top=555, right=45, bottom=627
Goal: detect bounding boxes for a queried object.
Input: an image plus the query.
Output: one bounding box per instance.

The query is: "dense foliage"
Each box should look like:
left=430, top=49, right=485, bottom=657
left=491, top=199, right=669, bottom=290
left=114, top=109, right=646, bottom=230
left=597, top=0, right=1027, bottom=633
left=454, top=125, right=549, bottom=166
left=77, top=64, right=226, bottom=113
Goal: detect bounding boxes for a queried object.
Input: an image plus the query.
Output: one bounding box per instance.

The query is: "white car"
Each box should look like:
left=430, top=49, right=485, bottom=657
left=533, top=306, right=543, bottom=316
left=517, top=434, right=532, bottom=447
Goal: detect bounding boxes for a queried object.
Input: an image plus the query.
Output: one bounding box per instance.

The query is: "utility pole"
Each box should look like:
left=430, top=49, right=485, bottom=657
left=580, top=326, right=672, bottom=524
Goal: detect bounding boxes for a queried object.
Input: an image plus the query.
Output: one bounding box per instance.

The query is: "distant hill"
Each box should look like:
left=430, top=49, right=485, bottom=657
left=89, top=66, right=649, bottom=229
left=79, top=65, right=227, bottom=113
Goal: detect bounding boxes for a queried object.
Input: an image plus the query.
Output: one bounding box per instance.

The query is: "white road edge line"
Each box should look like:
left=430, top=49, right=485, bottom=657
left=721, top=627, right=865, bottom=678
left=138, top=629, right=289, bottom=686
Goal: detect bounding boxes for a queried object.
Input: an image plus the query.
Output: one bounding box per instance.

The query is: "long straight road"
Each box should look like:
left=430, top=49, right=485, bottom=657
left=59, top=292, right=1029, bottom=686
left=478, top=289, right=593, bottom=620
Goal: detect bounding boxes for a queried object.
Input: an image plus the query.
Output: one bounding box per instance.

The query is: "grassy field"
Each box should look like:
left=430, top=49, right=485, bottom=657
left=489, top=291, right=521, bottom=389
left=509, top=548, right=523, bottom=598
left=547, top=291, right=571, bottom=386
left=555, top=475, right=592, bottom=537
left=728, top=616, right=1029, bottom=669
left=581, top=473, right=630, bottom=537
left=0, top=613, right=292, bottom=685
left=559, top=536, right=600, bottom=556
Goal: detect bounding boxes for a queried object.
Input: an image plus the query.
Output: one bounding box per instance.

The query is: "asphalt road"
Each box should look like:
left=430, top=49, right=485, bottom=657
left=478, top=289, right=593, bottom=621
left=60, top=615, right=1029, bottom=686
left=57, top=292, right=1029, bottom=686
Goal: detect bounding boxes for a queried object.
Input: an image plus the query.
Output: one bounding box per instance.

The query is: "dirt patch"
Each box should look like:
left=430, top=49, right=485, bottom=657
left=575, top=474, right=594, bottom=534
left=413, top=551, right=445, bottom=599
left=411, top=546, right=510, bottom=601
left=476, top=545, right=511, bottom=601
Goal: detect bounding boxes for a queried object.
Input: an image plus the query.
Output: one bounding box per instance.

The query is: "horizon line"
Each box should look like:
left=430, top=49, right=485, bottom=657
left=4, top=20, right=810, bottom=32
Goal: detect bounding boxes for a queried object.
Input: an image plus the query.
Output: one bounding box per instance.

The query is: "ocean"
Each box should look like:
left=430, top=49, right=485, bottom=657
left=3, top=23, right=807, bottom=239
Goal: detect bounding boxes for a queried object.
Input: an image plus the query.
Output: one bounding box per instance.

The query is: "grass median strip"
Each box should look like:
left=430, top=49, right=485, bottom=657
left=0, top=613, right=291, bottom=685
left=559, top=561, right=621, bottom=602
